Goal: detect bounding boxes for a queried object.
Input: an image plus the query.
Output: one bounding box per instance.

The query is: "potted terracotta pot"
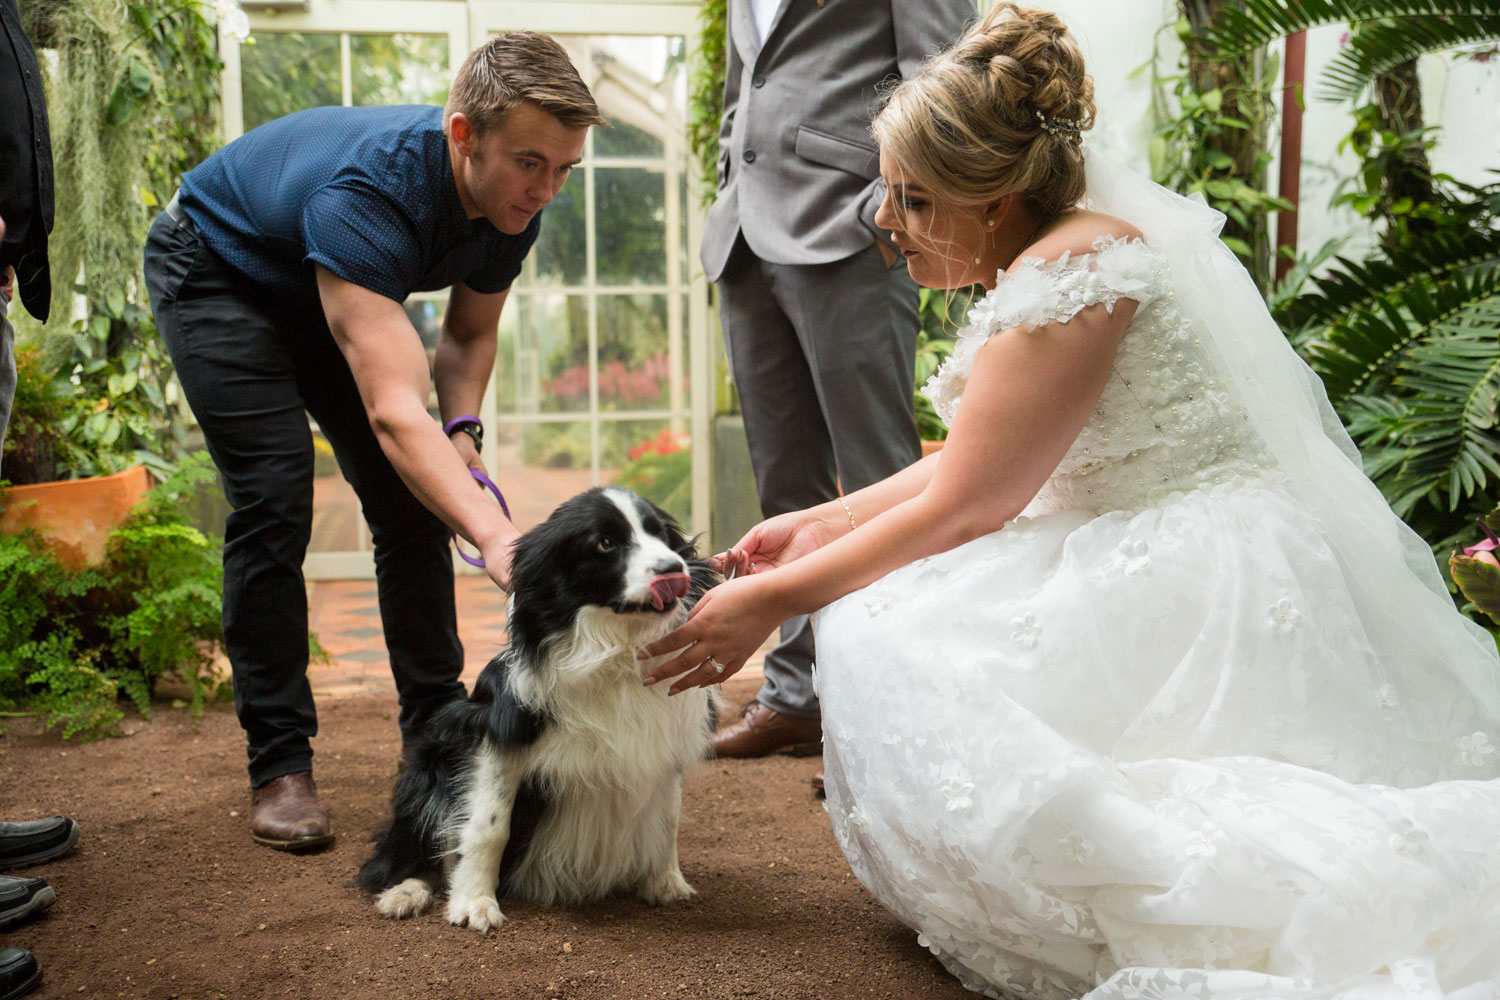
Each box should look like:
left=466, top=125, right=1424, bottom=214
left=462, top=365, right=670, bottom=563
left=1, top=347, right=154, bottom=568
left=0, top=464, right=154, bottom=569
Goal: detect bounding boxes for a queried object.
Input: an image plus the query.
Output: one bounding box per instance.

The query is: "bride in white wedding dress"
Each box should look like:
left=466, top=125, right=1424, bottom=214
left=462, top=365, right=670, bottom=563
left=643, top=5, right=1500, bottom=998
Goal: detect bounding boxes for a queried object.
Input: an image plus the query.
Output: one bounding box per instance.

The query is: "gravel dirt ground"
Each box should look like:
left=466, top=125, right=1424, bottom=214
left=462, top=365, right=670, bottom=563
left=1, top=674, right=972, bottom=1000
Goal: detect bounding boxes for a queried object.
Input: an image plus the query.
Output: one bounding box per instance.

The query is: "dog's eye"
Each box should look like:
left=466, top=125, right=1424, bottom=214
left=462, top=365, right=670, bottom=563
left=596, top=537, right=616, bottom=553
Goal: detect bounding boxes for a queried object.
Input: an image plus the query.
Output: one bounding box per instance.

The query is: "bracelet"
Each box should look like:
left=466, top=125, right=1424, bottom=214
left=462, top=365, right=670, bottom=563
left=838, top=495, right=857, bottom=531
left=443, top=415, right=483, bottom=454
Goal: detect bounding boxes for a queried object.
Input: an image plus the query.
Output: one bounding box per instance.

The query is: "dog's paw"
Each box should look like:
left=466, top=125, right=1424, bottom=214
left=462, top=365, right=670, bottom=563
left=637, top=868, right=695, bottom=906
left=447, top=893, right=505, bottom=933
left=376, top=878, right=434, bottom=919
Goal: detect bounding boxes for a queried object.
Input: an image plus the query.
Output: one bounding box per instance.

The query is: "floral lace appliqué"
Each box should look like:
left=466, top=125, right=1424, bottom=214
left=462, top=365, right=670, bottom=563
left=924, top=236, right=1167, bottom=427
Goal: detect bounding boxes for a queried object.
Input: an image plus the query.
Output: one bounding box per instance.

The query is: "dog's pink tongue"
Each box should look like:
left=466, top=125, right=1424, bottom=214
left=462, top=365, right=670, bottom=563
left=648, top=573, right=691, bottom=610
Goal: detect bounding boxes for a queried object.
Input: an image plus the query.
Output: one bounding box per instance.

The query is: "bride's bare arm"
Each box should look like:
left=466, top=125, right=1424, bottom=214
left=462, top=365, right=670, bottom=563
left=644, top=290, right=1139, bottom=690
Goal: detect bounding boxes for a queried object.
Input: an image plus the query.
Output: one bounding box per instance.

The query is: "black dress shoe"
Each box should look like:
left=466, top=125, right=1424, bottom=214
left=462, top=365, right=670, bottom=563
left=0, top=817, right=79, bottom=870
left=0, top=877, right=54, bottom=930
left=0, top=947, right=41, bottom=1000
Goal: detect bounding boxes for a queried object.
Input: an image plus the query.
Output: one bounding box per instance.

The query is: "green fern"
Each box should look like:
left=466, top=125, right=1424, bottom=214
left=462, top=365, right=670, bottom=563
left=1302, top=260, right=1500, bottom=403
left=1205, top=1, right=1500, bottom=101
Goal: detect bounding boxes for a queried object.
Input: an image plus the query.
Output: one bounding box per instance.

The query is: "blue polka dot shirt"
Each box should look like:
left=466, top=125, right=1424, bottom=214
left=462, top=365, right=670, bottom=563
left=179, top=105, right=539, bottom=314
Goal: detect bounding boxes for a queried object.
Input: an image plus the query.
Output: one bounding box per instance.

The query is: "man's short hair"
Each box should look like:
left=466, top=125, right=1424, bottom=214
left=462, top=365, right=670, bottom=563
left=446, top=32, right=607, bottom=135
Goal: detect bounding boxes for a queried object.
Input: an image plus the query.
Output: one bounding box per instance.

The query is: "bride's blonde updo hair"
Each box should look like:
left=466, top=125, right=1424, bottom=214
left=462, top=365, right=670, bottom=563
left=872, top=3, right=1095, bottom=218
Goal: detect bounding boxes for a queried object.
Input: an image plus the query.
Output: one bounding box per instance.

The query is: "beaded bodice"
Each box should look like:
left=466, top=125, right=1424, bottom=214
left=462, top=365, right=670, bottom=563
left=924, top=237, right=1270, bottom=517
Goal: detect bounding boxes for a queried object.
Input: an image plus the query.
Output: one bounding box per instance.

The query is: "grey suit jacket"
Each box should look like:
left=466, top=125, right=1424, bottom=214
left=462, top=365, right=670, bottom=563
left=700, top=0, right=974, bottom=283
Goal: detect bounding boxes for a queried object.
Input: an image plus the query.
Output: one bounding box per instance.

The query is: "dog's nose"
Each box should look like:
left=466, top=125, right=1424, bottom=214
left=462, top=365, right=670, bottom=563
left=651, top=559, right=686, bottom=577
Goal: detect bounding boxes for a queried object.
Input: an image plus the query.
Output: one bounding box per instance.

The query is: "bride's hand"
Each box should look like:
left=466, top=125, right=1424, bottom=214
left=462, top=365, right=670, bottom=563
left=716, top=507, right=847, bottom=578
left=639, top=576, right=788, bottom=695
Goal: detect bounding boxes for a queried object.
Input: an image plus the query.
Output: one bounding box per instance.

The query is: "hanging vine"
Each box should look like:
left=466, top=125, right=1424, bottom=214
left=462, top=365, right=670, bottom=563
left=687, top=0, right=727, bottom=209
left=15, top=0, right=226, bottom=477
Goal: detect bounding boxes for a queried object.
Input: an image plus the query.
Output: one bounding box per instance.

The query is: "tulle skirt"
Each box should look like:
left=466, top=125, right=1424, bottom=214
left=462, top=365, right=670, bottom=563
left=814, top=483, right=1500, bottom=1000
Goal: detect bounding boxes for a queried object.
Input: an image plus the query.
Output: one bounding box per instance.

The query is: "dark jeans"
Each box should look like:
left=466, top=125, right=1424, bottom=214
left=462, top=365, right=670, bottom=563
left=143, top=210, right=465, bottom=787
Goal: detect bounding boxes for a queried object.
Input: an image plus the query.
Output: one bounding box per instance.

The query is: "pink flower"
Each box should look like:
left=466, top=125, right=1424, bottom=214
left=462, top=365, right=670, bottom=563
left=1463, top=537, right=1500, bottom=570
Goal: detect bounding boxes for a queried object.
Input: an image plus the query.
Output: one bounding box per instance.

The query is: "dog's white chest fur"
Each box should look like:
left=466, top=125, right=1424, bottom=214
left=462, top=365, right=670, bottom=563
left=484, top=663, right=715, bottom=905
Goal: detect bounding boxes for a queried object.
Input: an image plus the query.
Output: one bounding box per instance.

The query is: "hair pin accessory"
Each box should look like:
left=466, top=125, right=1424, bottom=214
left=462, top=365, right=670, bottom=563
left=1035, top=109, right=1085, bottom=138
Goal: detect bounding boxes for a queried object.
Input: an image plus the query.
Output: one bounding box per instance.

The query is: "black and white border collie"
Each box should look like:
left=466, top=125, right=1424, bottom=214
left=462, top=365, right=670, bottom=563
left=357, top=487, right=720, bottom=930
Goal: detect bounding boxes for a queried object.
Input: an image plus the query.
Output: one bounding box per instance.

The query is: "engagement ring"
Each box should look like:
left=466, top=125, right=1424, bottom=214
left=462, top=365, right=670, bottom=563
left=705, top=655, right=725, bottom=675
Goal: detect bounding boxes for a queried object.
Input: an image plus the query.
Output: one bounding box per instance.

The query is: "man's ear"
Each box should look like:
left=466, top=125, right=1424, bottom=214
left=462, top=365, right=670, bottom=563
left=449, top=112, right=475, bottom=155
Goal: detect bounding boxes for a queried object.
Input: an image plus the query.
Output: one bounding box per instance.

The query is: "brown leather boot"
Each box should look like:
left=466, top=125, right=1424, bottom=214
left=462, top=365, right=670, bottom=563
left=249, top=772, right=334, bottom=851
left=709, top=701, right=822, bottom=758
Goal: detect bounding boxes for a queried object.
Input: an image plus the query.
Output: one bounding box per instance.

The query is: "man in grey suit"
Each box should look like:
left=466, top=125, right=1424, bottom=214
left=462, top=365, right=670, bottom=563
left=703, top=0, right=973, bottom=764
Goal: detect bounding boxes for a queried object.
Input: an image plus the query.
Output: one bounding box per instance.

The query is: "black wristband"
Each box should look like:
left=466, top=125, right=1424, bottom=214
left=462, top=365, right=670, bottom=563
left=444, top=416, right=483, bottom=454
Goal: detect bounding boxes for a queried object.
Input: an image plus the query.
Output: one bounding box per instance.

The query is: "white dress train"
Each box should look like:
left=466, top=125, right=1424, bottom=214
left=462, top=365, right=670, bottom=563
left=813, top=232, right=1500, bottom=1000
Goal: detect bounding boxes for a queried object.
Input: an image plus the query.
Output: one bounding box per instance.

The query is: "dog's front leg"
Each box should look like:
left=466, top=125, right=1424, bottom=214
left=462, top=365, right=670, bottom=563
left=636, top=773, right=695, bottom=905
left=446, top=744, right=521, bottom=933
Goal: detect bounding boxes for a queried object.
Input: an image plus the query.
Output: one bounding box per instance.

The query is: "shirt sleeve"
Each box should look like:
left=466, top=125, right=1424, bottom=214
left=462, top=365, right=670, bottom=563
left=462, top=210, right=542, bottom=295
left=301, top=180, right=425, bottom=302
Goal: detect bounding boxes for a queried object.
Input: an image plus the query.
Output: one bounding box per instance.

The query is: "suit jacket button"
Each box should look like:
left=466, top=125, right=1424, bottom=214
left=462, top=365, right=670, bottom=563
left=752, top=74, right=765, bottom=88
left=742, top=149, right=756, bottom=163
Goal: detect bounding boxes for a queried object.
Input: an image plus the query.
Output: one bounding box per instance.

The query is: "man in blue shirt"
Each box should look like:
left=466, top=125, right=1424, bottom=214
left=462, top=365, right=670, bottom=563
left=143, top=32, right=604, bottom=852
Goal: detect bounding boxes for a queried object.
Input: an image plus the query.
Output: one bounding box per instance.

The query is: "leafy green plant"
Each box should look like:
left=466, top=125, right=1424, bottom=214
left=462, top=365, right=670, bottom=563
left=1203, top=1, right=1500, bottom=103
left=612, top=430, right=692, bottom=527
left=1206, top=1, right=1500, bottom=574
left=1145, top=8, right=1289, bottom=285
left=18, top=0, right=224, bottom=481
left=687, top=0, right=728, bottom=207
left=912, top=286, right=981, bottom=443
left=0, top=455, right=229, bottom=740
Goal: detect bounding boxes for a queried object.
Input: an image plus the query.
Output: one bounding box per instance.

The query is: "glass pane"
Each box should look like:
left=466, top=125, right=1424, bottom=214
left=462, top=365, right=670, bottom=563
left=596, top=121, right=662, bottom=159
left=512, top=293, right=589, bottom=415
left=404, top=297, right=447, bottom=416
left=596, top=167, right=666, bottom=285
left=532, top=181, right=586, bottom=285
left=587, top=35, right=682, bottom=159
left=241, top=32, right=341, bottom=131
left=607, top=418, right=690, bottom=527
left=494, top=421, right=597, bottom=528
left=351, top=33, right=450, bottom=107
left=494, top=297, right=518, bottom=413
left=518, top=420, right=592, bottom=473
left=598, top=294, right=668, bottom=412
left=310, top=429, right=364, bottom=553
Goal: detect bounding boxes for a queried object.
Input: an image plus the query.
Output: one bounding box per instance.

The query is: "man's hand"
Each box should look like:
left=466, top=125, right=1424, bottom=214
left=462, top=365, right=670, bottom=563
left=877, top=241, right=897, bottom=269
left=449, top=427, right=488, bottom=480
left=1, top=266, right=13, bottom=304
left=477, top=523, right=521, bottom=592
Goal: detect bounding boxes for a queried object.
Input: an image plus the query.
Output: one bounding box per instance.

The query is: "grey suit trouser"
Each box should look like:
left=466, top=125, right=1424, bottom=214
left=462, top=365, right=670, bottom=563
left=718, top=235, right=921, bottom=719
left=0, top=291, right=14, bottom=478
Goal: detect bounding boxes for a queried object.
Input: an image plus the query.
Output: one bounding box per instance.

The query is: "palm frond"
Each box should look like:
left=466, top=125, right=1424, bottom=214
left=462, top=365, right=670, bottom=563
left=1320, top=16, right=1500, bottom=101
left=1341, top=295, right=1500, bottom=515
left=1277, top=226, right=1500, bottom=333
left=1205, top=1, right=1499, bottom=59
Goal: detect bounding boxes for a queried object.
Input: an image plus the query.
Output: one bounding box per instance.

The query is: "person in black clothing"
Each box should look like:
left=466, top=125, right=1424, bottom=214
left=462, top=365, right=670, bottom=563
left=142, top=32, right=605, bottom=851
left=2, top=7, right=69, bottom=996
left=0, top=0, right=53, bottom=470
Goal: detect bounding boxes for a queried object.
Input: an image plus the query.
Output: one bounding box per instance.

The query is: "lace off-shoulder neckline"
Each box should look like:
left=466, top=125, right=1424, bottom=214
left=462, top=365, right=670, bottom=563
left=923, top=235, right=1169, bottom=427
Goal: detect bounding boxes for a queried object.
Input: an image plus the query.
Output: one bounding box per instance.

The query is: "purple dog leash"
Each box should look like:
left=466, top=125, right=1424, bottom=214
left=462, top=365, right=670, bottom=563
left=453, top=468, right=512, bottom=568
